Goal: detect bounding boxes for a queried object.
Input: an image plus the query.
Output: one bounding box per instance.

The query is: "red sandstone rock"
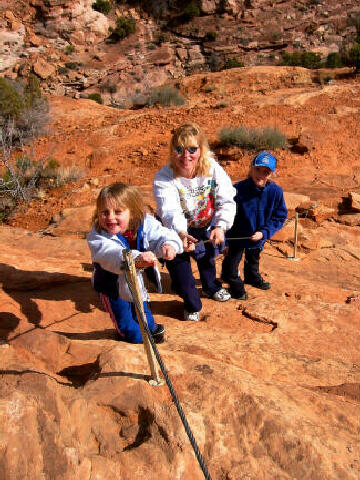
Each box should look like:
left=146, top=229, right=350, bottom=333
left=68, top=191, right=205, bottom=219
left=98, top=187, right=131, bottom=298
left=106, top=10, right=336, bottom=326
left=348, top=191, right=360, bottom=212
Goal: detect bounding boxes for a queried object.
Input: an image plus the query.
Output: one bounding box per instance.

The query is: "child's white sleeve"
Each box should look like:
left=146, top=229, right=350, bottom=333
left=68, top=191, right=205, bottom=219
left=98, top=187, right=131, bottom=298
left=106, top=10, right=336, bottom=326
left=213, top=162, right=236, bottom=231
left=144, top=215, right=183, bottom=257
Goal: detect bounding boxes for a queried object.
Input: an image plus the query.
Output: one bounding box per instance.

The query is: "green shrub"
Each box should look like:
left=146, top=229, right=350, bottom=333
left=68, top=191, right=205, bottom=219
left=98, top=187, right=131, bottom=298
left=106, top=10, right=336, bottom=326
left=64, top=44, right=75, bottom=55
left=65, top=62, right=82, bottom=70
left=92, top=0, right=111, bottom=14
left=100, top=81, right=117, bottom=94
left=222, top=57, right=244, bottom=70
left=325, top=52, right=343, bottom=68
left=281, top=50, right=322, bottom=68
left=110, top=16, right=136, bottom=41
left=0, top=76, right=51, bottom=207
left=24, top=74, right=42, bottom=109
left=148, top=86, right=185, bottom=107
left=0, top=75, right=48, bottom=139
left=301, top=51, right=322, bottom=69
left=342, top=43, right=360, bottom=72
left=15, top=156, right=31, bottom=173
left=218, top=126, right=287, bottom=151
left=0, top=77, right=23, bottom=120
left=88, top=93, right=103, bottom=104
left=204, top=31, right=216, bottom=42
left=58, top=66, right=68, bottom=74
left=156, top=33, right=171, bottom=44
left=47, top=159, right=60, bottom=170
left=183, top=2, right=201, bottom=20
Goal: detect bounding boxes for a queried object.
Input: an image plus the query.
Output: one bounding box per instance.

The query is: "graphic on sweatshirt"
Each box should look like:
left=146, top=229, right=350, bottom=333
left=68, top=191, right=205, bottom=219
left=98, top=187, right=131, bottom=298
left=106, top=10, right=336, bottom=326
left=178, top=180, right=217, bottom=228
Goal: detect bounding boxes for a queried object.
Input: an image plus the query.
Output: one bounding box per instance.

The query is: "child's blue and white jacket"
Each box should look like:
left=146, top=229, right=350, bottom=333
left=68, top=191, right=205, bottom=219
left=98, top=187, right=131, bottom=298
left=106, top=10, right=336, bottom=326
left=87, top=214, right=183, bottom=302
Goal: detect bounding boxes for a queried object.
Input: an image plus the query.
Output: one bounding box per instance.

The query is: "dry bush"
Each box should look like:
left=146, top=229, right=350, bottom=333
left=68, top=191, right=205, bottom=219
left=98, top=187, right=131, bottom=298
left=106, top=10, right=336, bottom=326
left=218, top=126, right=287, bottom=151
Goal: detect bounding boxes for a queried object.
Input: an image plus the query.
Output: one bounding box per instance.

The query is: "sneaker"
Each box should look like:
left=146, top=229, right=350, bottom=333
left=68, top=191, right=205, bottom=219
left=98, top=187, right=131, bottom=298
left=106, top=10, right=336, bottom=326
left=151, top=324, right=165, bottom=337
left=212, top=288, right=231, bottom=302
left=151, top=324, right=165, bottom=344
left=184, top=310, right=200, bottom=322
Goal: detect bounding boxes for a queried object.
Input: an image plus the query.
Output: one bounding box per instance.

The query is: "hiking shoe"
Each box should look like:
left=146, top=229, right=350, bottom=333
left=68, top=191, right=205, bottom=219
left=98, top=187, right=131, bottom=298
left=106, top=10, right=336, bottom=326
left=245, top=278, right=271, bottom=290
left=151, top=324, right=165, bottom=337
left=231, top=291, right=248, bottom=300
left=151, top=324, right=165, bottom=343
left=212, top=288, right=231, bottom=302
left=184, top=310, right=200, bottom=322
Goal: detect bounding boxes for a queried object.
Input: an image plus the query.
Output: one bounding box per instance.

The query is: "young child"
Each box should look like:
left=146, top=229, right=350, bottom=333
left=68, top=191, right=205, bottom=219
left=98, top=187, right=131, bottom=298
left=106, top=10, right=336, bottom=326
left=221, top=152, right=287, bottom=299
left=153, top=123, right=236, bottom=321
left=87, top=182, right=183, bottom=343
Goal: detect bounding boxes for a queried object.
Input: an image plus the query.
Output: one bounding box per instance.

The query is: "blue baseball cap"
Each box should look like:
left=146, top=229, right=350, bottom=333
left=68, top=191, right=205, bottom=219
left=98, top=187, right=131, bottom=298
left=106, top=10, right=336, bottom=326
left=251, top=152, right=276, bottom=172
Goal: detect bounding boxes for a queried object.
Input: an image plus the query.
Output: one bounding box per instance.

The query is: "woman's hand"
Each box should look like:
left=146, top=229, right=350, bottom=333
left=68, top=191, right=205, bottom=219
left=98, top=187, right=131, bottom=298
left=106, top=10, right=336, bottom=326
left=209, top=226, right=225, bottom=245
left=135, top=251, right=157, bottom=269
left=250, top=231, right=264, bottom=242
left=162, top=244, right=177, bottom=261
left=178, top=231, right=197, bottom=252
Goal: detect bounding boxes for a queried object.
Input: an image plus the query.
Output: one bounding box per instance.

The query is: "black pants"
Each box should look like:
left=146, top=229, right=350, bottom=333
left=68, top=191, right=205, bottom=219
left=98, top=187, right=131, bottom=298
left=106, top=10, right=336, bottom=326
left=166, top=227, right=222, bottom=313
left=221, top=245, right=262, bottom=296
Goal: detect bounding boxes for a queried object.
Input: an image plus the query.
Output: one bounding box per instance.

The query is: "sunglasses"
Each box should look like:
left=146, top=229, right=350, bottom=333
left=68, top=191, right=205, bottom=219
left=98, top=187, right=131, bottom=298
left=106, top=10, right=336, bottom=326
left=174, top=146, right=199, bottom=155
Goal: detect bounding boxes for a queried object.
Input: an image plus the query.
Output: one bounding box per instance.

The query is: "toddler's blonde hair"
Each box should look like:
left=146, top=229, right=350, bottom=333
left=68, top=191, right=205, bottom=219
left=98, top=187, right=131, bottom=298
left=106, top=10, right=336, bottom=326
left=169, top=123, right=211, bottom=177
left=92, top=182, right=145, bottom=232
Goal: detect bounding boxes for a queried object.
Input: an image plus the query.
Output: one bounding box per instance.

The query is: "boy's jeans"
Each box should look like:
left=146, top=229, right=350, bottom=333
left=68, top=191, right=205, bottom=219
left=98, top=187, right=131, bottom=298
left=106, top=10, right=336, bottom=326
left=222, top=245, right=262, bottom=295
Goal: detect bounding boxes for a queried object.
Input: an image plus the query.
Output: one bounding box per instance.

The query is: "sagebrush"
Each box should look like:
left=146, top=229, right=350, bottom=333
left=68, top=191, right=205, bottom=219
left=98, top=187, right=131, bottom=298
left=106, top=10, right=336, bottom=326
left=218, top=126, right=287, bottom=151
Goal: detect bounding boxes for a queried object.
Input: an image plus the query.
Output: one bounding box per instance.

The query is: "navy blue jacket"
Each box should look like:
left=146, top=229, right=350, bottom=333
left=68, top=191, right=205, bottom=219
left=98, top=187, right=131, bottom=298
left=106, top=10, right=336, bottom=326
left=227, top=177, right=287, bottom=250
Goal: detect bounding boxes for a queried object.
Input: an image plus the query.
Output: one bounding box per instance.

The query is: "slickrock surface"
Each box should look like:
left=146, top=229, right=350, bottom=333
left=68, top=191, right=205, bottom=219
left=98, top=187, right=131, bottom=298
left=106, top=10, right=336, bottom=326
left=1, top=66, right=360, bottom=479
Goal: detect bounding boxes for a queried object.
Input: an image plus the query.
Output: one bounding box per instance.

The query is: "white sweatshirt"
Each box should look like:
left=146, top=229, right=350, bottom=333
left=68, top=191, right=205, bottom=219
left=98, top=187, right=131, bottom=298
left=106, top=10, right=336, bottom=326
left=153, top=157, right=236, bottom=232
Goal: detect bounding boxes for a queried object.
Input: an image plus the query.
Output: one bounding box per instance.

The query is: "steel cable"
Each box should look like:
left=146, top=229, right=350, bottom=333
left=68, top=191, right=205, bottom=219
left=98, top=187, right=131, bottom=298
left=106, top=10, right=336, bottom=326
left=124, top=270, right=212, bottom=480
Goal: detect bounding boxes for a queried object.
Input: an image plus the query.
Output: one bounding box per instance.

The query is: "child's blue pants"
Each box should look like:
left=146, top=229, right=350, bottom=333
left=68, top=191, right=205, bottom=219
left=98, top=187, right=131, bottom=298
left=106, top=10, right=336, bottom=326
left=100, top=293, right=156, bottom=343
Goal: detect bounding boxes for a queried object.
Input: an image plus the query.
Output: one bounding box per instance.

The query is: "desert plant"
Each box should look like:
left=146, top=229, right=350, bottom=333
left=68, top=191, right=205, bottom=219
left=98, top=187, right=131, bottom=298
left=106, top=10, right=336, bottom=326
left=218, top=126, right=287, bottom=151
left=156, top=33, right=171, bottom=44
left=341, top=43, right=360, bottom=73
left=204, top=31, right=216, bottom=42
left=0, top=78, right=23, bottom=120
left=64, top=44, right=75, bottom=55
left=348, top=14, right=360, bottom=42
left=58, top=66, right=68, bottom=74
left=92, top=0, right=111, bottom=14
left=183, top=1, right=201, bottom=21
left=325, top=52, right=343, bottom=68
left=100, top=81, right=117, bottom=95
left=222, top=57, right=244, bottom=70
left=65, top=62, right=82, bottom=70
left=148, top=86, right=185, bottom=107
left=281, top=50, right=322, bottom=68
left=87, top=93, right=103, bottom=104
left=50, top=166, right=86, bottom=187
left=109, top=16, right=136, bottom=41
left=0, top=76, right=50, bottom=207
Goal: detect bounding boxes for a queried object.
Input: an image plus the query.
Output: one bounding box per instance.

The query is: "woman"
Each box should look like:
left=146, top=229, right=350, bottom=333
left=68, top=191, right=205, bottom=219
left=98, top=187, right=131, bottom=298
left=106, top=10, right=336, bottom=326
left=153, top=123, right=236, bottom=321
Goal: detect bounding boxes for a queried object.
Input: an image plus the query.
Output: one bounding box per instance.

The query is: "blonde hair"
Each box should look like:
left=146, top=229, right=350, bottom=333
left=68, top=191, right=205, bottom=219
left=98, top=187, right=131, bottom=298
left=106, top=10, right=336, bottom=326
left=169, top=123, right=211, bottom=177
left=92, top=183, right=145, bottom=232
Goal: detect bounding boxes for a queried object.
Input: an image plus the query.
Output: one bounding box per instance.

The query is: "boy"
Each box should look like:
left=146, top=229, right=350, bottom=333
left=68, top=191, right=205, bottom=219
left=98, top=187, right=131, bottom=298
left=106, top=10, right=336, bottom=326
left=222, top=152, right=287, bottom=299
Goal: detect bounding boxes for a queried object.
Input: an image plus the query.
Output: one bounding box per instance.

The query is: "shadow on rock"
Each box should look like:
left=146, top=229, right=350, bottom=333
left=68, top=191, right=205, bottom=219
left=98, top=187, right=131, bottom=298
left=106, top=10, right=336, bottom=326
left=0, top=313, right=20, bottom=341
left=53, top=328, right=118, bottom=341
left=150, top=299, right=184, bottom=320
left=1, top=263, right=100, bottom=328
